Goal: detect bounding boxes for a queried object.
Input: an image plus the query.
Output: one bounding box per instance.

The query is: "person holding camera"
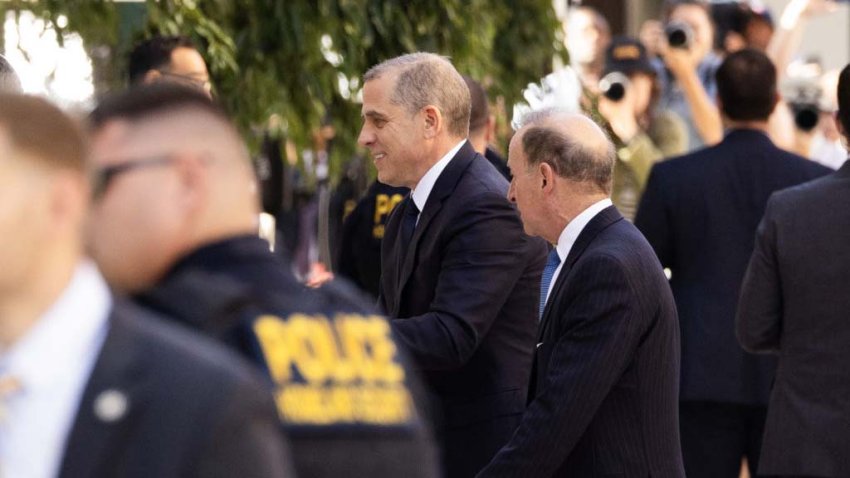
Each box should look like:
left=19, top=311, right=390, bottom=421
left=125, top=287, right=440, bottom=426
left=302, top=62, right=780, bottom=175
left=641, top=0, right=724, bottom=151
left=597, top=36, right=687, bottom=221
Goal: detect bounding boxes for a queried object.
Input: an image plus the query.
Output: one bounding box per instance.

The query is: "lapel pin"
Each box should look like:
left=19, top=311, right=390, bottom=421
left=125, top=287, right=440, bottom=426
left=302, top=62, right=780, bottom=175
left=94, top=389, right=128, bottom=423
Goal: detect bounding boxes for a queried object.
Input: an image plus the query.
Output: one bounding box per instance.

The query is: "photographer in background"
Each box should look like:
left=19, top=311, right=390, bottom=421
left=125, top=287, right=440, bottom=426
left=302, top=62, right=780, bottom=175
left=641, top=0, right=724, bottom=151
left=563, top=6, right=612, bottom=94
left=598, top=36, right=687, bottom=220
left=783, top=63, right=847, bottom=169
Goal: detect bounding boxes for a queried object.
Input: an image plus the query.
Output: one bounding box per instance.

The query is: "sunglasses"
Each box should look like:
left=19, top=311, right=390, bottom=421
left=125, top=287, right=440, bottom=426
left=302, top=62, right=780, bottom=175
left=92, top=155, right=176, bottom=200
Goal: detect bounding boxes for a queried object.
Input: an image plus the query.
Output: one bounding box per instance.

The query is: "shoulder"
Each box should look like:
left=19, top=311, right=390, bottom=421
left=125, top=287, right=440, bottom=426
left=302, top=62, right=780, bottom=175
left=647, top=149, right=705, bottom=182
left=768, top=172, right=840, bottom=214
left=110, top=299, right=265, bottom=391
left=577, top=220, right=660, bottom=280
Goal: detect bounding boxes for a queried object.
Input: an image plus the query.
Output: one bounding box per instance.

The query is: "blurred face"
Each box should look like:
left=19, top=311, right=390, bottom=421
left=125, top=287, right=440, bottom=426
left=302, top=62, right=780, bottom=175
left=670, top=4, right=714, bottom=63
left=630, top=73, right=655, bottom=116
left=507, top=132, right=545, bottom=238
left=0, top=136, right=53, bottom=298
left=160, top=47, right=212, bottom=97
left=567, top=10, right=609, bottom=65
left=358, top=73, right=425, bottom=189
left=87, top=120, right=190, bottom=293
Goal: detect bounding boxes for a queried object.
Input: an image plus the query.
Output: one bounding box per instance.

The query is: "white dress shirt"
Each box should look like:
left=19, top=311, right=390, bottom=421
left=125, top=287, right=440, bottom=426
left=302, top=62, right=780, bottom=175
left=0, top=261, right=111, bottom=478
left=410, top=139, right=467, bottom=222
left=543, top=198, right=613, bottom=306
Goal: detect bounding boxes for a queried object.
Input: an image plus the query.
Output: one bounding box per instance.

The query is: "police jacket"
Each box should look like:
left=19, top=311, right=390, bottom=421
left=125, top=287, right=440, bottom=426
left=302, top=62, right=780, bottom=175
left=134, top=235, right=439, bottom=478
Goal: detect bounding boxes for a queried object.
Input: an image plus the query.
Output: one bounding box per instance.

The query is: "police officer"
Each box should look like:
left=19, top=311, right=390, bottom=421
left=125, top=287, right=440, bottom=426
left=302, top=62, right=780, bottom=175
left=336, top=180, right=408, bottom=298
left=86, top=83, right=439, bottom=478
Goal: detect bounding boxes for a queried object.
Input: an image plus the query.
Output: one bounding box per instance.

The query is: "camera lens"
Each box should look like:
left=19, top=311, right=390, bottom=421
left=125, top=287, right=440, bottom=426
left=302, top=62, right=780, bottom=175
left=665, top=22, right=693, bottom=49
left=599, top=72, right=630, bottom=102
left=792, top=105, right=820, bottom=132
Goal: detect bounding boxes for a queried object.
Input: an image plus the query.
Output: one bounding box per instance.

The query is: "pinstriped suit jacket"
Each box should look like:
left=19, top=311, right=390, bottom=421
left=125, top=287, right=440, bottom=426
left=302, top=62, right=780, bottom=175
left=478, top=206, right=685, bottom=477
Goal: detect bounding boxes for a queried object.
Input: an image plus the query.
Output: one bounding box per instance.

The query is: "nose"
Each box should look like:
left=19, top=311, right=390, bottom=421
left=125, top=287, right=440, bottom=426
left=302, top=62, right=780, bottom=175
left=507, top=179, right=517, bottom=203
left=358, top=124, right=374, bottom=147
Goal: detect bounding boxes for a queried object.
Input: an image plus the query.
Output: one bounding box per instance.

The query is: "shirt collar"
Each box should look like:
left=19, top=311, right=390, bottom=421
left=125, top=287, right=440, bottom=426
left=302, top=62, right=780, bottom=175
left=411, top=139, right=467, bottom=212
left=0, top=260, right=111, bottom=392
left=554, top=198, right=613, bottom=262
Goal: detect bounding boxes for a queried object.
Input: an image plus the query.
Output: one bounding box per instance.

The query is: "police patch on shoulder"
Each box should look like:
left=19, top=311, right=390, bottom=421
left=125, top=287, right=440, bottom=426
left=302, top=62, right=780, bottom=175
left=252, top=313, right=416, bottom=430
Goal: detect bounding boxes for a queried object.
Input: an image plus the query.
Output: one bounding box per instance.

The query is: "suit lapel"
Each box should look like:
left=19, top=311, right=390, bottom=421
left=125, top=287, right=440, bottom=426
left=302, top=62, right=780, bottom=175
left=58, top=301, right=151, bottom=478
left=537, top=206, right=623, bottom=340
left=394, top=141, right=477, bottom=314
left=836, top=159, right=850, bottom=178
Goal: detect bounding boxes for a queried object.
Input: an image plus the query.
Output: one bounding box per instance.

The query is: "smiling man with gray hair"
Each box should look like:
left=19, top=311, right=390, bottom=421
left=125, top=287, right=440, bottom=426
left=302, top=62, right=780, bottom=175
left=478, top=109, right=684, bottom=477
left=359, top=52, right=548, bottom=477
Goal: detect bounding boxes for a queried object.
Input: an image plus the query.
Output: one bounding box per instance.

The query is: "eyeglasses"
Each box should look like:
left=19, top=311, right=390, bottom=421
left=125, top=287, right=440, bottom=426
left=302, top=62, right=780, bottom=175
left=156, top=70, right=212, bottom=93
left=92, top=155, right=176, bottom=199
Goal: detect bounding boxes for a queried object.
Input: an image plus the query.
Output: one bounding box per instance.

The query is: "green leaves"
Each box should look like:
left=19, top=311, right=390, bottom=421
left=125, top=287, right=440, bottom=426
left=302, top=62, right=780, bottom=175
left=1, top=0, right=563, bottom=182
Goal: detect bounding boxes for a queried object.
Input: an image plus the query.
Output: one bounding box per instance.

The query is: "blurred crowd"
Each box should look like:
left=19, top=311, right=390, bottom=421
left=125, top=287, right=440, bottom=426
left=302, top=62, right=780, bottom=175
left=1, top=0, right=849, bottom=477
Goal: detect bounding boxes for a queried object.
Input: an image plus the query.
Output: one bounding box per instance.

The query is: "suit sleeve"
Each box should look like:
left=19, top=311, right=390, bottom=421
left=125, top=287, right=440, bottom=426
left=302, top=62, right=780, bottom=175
left=195, top=373, right=295, bottom=478
left=736, top=194, right=783, bottom=354
left=477, top=254, right=647, bottom=477
left=391, top=192, right=532, bottom=370
left=634, top=166, right=673, bottom=267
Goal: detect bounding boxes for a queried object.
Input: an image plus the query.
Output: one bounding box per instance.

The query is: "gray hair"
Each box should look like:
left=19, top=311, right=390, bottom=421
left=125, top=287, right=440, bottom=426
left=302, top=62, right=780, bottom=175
left=0, top=55, right=22, bottom=93
left=519, top=108, right=615, bottom=194
left=364, top=52, right=470, bottom=138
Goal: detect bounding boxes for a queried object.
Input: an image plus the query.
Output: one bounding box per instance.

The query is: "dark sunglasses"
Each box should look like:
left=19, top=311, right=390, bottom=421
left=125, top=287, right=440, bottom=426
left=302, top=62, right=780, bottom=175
left=92, top=155, right=176, bottom=199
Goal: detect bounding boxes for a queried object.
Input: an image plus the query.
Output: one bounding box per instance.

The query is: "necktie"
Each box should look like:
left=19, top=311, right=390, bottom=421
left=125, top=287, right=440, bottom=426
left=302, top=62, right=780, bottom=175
left=539, top=248, right=561, bottom=320
left=401, top=199, right=420, bottom=252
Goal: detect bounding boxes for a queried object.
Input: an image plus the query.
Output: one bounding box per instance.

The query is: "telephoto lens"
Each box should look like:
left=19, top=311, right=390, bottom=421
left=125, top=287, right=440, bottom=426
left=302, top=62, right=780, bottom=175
left=599, top=72, right=630, bottom=102
left=665, top=21, right=694, bottom=49
left=791, top=103, right=820, bottom=132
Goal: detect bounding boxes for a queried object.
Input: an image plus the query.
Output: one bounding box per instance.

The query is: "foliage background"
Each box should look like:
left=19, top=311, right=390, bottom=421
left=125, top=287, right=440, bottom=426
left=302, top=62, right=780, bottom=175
left=1, top=0, right=565, bottom=183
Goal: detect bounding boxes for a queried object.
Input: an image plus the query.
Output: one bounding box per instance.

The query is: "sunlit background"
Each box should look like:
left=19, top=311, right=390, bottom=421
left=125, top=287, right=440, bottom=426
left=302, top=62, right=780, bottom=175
left=4, top=10, right=94, bottom=109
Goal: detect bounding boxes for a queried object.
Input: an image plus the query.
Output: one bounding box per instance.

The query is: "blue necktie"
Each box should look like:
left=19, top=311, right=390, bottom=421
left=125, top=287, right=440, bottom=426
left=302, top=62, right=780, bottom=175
left=539, top=248, right=561, bottom=320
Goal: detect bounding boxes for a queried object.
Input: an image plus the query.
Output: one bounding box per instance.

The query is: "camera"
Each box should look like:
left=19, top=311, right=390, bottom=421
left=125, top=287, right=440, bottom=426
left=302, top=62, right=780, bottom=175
left=784, top=78, right=824, bottom=132
left=665, top=22, right=694, bottom=49
left=599, top=72, right=631, bottom=102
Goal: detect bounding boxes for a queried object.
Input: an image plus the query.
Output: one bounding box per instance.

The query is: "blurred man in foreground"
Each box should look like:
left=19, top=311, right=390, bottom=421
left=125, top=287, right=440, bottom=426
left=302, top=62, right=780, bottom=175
left=0, top=93, right=290, bottom=477
left=86, top=84, right=438, bottom=478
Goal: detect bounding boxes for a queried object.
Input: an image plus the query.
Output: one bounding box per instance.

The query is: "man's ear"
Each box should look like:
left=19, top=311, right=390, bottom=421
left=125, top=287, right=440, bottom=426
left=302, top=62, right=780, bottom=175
left=836, top=110, right=847, bottom=141
left=142, top=69, right=162, bottom=84
left=174, top=153, right=208, bottom=213
left=422, top=105, right=442, bottom=139
left=539, top=162, right=556, bottom=192
left=484, top=115, right=497, bottom=143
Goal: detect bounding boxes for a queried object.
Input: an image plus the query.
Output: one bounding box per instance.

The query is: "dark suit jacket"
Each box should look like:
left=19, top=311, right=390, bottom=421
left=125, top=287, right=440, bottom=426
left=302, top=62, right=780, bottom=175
left=478, top=206, right=684, bottom=477
left=58, top=299, right=292, bottom=478
left=737, top=160, right=850, bottom=477
left=380, top=141, right=548, bottom=478
left=634, top=129, right=830, bottom=405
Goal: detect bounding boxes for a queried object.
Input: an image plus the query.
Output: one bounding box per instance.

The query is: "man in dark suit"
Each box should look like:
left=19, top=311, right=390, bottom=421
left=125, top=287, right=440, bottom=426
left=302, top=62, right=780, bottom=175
left=736, top=63, right=850, bottom=478
left=478, top=110, right=684, bottom=477
left=0, top=94, right=290, bottom=477
left=359, top=53, right=548, bottom=477
left=635, top=49, right=831, bottom=478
